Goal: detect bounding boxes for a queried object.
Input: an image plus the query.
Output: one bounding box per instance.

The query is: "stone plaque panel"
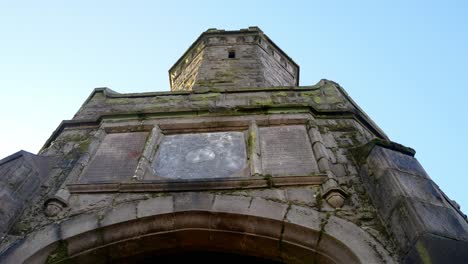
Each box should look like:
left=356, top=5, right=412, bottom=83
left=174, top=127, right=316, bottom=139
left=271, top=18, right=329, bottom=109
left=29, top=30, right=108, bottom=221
left=259, top=125, right=318, bottom=176
left=79, top=132, right=148, bottom=182
left=152, top=132, right=247, bottom=180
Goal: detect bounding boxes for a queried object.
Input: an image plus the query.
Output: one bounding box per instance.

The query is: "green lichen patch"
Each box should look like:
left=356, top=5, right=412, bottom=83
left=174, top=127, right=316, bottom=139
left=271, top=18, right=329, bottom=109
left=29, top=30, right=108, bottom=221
left=415, top=240, right=433, bottom=264
left=190, top=92, right=221, bottom=101
left=272, top=91, right=289, bottom=97
left=322, top=83, right=339, bottom=96
left=11, top=221, right=31, bottom=234
left=263, top=174, right=274, bottom=188
left=77, top=138, right=92, bottom=153
left=300, top=90, right=321, bottom=98
left=152, top=96, right=186, bottom=104
left=251, top=97, right=274, bottom=106
left=46, top=241, right=69, bottom=264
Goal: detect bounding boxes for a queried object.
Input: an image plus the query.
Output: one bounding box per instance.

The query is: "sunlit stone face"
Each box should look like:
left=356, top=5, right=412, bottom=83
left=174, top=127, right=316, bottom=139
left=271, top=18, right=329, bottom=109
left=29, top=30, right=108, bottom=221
left=152, top=132, right=247, bottom=179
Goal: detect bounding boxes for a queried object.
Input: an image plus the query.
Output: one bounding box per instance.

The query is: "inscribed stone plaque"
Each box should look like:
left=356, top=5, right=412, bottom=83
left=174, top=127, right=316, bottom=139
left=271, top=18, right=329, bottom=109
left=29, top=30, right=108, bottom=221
left=259, top=125, right=318, bottom=176
left=79, top=132, right=148, bottom=182
left=152, top=132, right=247, bottom=179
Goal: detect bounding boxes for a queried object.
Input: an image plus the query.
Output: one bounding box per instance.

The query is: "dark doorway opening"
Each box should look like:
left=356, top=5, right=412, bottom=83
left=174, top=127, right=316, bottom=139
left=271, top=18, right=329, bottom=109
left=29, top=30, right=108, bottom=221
left=115, top=250, right=283, bottom=264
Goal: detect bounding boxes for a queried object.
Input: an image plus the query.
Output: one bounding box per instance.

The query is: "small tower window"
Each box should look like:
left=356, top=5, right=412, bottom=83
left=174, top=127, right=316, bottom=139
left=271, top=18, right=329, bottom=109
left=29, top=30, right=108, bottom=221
left=228, top=50, right=236, bottom=58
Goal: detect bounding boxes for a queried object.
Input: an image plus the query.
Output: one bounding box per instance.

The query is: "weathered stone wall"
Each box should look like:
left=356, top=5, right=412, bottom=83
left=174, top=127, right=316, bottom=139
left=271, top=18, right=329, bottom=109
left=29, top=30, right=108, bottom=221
left=169, top=28, right=299, bottom=91
left=356, top=140, right=468, bottom=263
left=3, top=76, right=467, bottom=263
left=0, top=108, right=398, bottom=263
left=0, top=81, right=398, bottom=260
left=194, top=44, right=266, bottom=88
left=2, top=26, right=467, bottom=263
left=170, top=49, right=204, bottom=91
left=0, top=152, right=55, bottom=235
left=257, top=44, right=296, bottom=87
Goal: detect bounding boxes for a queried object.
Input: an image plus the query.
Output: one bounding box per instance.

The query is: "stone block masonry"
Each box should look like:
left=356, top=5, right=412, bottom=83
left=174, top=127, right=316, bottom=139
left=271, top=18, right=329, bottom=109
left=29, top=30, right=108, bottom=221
left=1, top=27, right=466, bottom=264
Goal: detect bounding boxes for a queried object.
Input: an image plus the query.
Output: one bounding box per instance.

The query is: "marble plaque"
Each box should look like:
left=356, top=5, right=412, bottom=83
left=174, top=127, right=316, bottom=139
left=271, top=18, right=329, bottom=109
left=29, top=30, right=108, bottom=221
left=152, top=132, right=247, bottom=179
left=259, top=125, right=318, bottom=176
left=79, top=132, right=148, bottom=182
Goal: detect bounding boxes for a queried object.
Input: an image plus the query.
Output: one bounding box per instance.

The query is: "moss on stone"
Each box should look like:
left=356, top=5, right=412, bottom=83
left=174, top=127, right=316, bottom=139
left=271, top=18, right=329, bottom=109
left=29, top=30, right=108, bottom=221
left=107, top=98, right=133, bottom=105
left=248, top=129, right=256, bottom=154
left=60, top=134, right=86, bottom=142
left=316, top=191, right=323, bottom=211
left=12, top=221, right=31, bottom=234
left=77, top=138, right=92, bottom=153
left=266, top=107, right=309, bottom=114
left=322, top=83, right=338, bottom=96
left=300, top=90, right=320, bottom=98
left=416, top=241, right=433, bottom=264
left=152, top=96, right=185, bottom=104
left=251, top=97, right=274, bottom=106
left=263, top=174, right=274, bottom=188
left=190, top=93, right=221, bottom=101
left=195, top=80, right=215, bottom=87
left=46, top=241, right=69, bottom=264
left=273, top=91, right=289, bottom=97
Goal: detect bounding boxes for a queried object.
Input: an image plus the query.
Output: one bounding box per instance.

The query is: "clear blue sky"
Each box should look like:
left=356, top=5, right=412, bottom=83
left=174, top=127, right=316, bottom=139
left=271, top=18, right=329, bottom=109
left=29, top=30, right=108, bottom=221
left=1, top=1, right=467, bottom=211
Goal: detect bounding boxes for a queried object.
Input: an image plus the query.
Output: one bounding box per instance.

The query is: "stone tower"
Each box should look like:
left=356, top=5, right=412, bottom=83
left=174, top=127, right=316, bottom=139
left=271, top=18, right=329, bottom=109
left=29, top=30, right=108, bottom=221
left=169, top=27, right=298, bottom=91
left=1, top=27, right=467, bottom=264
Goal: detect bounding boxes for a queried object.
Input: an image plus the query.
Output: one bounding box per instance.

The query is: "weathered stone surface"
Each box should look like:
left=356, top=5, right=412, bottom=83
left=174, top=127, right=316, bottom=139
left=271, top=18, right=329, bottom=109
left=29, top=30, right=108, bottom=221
left=285, top=187, right=317, bottom=206
left=368, top=146, right=428, bottom=178
left=152, top=132, right=247, bottom=180
left=68, top=193, right=114, bottom=215
left=173, top=192, right=214, bottom=212
left=249, top=197, right=288, bottom=220
left=137, top=196, right=173, bottom=218
left=212, top=194, right=251, bottom=215
left=169, top=27, right=298, bottom=91
left=0, top=151, right=55, bottom=234
left=321, top=215, right=395, bottom=263
left=402, top=233, right=468, bottom=264
left=70, top=82, right=355, bottom=122
left=79, top=132, right=148, bottom=182
left=0, top=224, right=60, bottom=264
left=283, top=205, right=321, bottom=248
left=60, top=213, right=99, bottom=239
left=6, top=27, right=468, bottom=264
left=247, top=188, right=286, bottom=201
left=259, top=125, right=318, bottom=176
left=361, top=143, right=468, bottom=260
left=99, top=202, right=137, bottom=227
left=374, top=169, right=445, bottom=218
left=330, top=163, right=347, bottom=177
left=389, top=198, right=468, bottom=249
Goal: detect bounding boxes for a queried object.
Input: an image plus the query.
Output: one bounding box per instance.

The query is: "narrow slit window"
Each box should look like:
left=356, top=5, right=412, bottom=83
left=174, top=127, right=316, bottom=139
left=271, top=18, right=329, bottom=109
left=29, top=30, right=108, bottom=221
left=228, top=50, right=236, bottom=58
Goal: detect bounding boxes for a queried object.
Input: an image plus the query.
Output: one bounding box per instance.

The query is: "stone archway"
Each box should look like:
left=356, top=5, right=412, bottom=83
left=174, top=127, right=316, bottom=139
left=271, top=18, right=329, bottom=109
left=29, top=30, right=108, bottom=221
left=1, top=194, right=394, bottom=264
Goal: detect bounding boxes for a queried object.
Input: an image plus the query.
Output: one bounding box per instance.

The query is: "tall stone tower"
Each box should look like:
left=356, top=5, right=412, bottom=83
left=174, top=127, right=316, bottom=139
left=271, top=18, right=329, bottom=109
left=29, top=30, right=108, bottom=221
left=1, top=27, right=467, bottom=264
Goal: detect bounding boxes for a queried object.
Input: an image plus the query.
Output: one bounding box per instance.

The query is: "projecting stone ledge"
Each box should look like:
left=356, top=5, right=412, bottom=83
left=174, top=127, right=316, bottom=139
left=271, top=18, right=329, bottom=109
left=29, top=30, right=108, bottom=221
left=352, top=139, right=468, bottom=264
